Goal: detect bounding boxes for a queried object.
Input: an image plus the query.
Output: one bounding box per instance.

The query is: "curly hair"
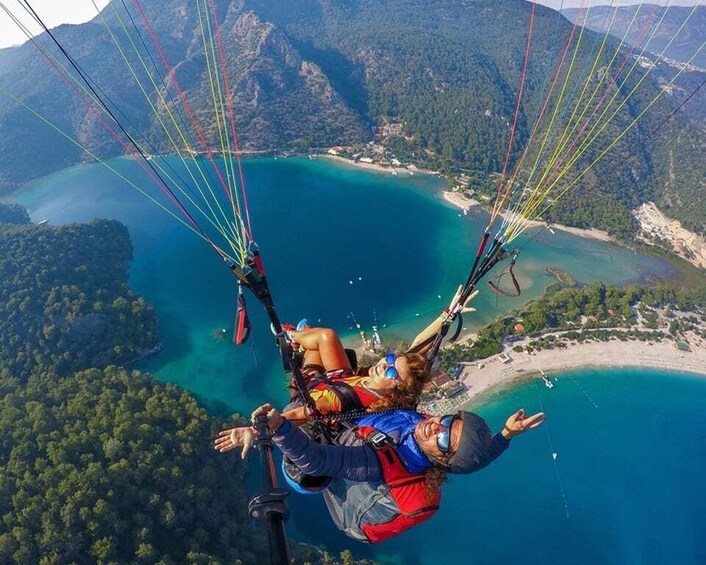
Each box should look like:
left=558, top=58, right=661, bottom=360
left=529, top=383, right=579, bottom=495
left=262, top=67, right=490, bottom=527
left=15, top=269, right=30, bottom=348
left=366, top=351, right=432, bottom=411
left=424, top=466, right=447, bottom=498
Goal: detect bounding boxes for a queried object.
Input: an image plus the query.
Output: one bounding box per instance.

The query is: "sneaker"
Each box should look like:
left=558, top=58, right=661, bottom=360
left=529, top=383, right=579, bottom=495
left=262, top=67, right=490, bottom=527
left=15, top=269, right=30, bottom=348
left=273, top=322, right=300, bottom=349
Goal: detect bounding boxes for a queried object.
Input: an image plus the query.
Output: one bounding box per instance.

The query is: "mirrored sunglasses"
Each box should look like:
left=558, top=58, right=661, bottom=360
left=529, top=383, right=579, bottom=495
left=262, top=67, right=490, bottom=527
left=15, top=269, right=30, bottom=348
left=383, top=352, right=399, bottom=380
left=436, top=415, right=455, bottom=454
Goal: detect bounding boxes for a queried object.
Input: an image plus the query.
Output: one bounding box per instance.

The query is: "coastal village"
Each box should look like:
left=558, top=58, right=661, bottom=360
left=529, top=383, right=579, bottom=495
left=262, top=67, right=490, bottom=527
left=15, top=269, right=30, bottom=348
left=419, top=303, right=706, bottom=414
left=316, top=117, right=706, bottom=416
left=352, top=291, right=706, bottom=417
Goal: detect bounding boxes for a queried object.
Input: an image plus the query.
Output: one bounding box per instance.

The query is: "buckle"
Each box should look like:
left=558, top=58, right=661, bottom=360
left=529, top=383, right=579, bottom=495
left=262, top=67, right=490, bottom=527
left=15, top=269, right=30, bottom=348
left=368, top=431, right=389, bottom=449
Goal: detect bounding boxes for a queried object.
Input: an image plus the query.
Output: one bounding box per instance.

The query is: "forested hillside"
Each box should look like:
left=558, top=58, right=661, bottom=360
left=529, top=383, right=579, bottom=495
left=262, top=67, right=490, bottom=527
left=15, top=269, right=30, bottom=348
left=0, top=203, right=367, bottom=564
left=441, top=280, right=706, bottom=370
left=0, top=366, right=269, bottom=563
left=257, top=0, right=705, bottom=237
left=563, top=5, right=706, bottom=68
left=0, top=210, right=157, bottom=380
left=562, top=4, right=706, bottom=127
left=0, top=0, right=704, bottom=237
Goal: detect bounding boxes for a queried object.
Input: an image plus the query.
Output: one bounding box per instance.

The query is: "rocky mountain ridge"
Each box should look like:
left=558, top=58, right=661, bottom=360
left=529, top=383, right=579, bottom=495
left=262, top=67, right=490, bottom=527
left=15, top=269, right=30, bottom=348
left=0, top=0, right=704, bottom=236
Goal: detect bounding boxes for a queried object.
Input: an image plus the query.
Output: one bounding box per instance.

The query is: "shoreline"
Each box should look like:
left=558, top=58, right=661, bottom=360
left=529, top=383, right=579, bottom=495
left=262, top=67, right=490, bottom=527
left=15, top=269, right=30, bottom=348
left=441, top=190, right=479, bottom=211
left=422, top=336, right=706, bottom=414
left=319, top=154, right=441, bottom=177
left=441, top=189, right=613, bottom=244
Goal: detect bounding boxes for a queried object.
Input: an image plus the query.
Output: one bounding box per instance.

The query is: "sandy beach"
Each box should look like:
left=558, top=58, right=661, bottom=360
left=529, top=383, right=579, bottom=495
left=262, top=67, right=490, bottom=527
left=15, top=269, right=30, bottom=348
left=320, top=154, right=438, bottom=177
left=442, top=190, right=479, bottom=210
left=422, top=335, right=706, bottom=414
left=441, top=189, right=614, bottom=244
left=318, top=155, right=706, bottom=414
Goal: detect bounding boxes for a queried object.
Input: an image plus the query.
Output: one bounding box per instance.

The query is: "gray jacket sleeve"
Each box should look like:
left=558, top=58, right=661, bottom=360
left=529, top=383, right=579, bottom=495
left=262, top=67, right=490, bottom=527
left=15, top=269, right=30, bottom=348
left=272, top=420, right=382, bottom=482
left=488, top=432, right=511, bottom=464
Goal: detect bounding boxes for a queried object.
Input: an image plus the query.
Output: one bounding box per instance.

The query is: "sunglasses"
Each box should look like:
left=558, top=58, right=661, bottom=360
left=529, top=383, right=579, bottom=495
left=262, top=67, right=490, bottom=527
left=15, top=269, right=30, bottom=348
left=382, top=352, right=399, bottom=380
left=436, top=415, right=455, bottom=454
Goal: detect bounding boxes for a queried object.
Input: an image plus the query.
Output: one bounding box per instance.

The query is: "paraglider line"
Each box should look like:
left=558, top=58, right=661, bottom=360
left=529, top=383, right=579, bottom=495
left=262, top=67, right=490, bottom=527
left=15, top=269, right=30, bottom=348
left=534, top=382, right=570, bottom=518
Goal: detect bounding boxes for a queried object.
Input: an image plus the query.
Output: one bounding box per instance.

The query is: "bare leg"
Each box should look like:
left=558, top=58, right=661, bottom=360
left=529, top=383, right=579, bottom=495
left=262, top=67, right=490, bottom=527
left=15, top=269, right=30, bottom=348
left=290, top=327, right=352, bottom=372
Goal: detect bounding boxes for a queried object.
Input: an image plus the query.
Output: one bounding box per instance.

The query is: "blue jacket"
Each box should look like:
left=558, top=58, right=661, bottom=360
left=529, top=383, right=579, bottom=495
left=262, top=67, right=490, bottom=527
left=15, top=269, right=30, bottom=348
left=272, top=409, right=510, bottom=482
left=354, top=411, right=432, bottom=474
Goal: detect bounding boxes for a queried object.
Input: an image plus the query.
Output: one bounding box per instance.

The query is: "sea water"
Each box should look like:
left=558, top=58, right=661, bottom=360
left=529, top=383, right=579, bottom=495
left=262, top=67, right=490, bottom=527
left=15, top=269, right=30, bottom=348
left=14, top=156, right=675, bottom=416
left=288, top=369, right=706, bottom=564
left=12, top=158, right=703, bottom=563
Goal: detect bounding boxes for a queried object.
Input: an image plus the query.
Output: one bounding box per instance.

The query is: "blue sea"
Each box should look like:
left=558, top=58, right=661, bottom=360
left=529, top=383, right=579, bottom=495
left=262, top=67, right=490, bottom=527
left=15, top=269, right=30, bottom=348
left=289, top=369, right=706, bottom=564
left=13, top=157, right=705, bottom=563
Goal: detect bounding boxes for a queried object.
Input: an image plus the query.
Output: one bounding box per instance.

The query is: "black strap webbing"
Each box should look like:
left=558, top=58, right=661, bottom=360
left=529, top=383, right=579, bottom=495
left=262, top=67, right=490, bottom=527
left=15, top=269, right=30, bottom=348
left=328, top=381, right=365, bottom=412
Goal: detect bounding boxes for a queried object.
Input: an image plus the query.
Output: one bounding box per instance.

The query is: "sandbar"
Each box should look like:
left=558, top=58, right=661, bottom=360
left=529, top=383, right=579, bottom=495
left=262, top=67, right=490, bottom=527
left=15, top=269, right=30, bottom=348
left=441, top=189, right=613, bottom=244
left=422, top=335, right=706, bottom=414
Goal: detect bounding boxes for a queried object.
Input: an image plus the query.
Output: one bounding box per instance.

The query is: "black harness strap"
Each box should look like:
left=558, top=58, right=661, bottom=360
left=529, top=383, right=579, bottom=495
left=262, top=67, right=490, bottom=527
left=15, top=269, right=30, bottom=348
left=422, top=241, right=509, bottom=366
left=327, top=380, right=366, bottom=412
left=236, top=243, right=322, bottom=422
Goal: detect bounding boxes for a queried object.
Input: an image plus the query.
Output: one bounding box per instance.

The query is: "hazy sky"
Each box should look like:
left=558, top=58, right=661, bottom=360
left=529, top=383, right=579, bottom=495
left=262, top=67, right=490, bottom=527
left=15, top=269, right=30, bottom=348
left=0, top=0, right=703, bottom=49
left=0, top=1, right=110, bottom=49
left=536, top=0, right=704, bottom=8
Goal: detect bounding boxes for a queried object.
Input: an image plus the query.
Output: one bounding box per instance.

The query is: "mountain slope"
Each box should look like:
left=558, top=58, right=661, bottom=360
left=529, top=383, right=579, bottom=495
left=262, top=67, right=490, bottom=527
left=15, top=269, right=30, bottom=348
left=0, top=0, right=703, bottom=236
left=562, top=4, right=706, bottom=126
left=562, top=5, right=706, bottom=69
left=0, top=0, right=368, bottom=189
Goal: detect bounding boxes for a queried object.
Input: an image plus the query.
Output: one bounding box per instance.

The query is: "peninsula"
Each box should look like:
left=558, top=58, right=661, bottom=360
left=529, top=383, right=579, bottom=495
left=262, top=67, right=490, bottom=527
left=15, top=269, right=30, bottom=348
left=420, top=282, right=706, bottom=414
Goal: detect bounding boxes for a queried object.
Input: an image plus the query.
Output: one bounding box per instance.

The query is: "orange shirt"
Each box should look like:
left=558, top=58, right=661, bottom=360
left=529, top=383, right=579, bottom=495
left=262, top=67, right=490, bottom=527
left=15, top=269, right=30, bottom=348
left=310, top=375, right=382, bottom=414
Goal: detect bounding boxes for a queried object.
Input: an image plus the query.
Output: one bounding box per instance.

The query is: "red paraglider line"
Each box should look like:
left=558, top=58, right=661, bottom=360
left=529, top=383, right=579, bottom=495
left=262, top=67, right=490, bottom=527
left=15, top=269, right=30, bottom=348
left=495, top=1, right=536, bottom=206
left=534, top=2, right=663, bottom=195
left=14, top=10, right=202, bottom=232
left=208, top=0, right=254, bottom=239
left=493, top=0, right=587, bottom=222
left=131, top=0, right=235, bottom=206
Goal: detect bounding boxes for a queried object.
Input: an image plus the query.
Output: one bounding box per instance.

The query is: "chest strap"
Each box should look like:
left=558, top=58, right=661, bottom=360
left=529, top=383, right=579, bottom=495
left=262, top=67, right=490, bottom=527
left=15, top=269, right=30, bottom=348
left=328, top=380, right=365, bottom=411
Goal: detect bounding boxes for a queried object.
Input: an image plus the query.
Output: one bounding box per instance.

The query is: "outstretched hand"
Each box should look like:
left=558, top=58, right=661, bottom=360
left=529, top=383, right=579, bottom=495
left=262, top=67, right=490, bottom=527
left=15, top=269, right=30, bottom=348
left=408, top=286, right=480, bottom=352
left=214, top=426, right=257, bottom=458
left=502, top=409, right=545, bottom=439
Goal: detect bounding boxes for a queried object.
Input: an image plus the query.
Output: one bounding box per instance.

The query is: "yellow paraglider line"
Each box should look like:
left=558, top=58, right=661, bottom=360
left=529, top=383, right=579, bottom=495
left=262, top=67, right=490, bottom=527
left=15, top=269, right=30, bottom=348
left=96, top=0, right=245, bottom=258
left=196, top=0, right=247, bottom=248
left=503, top=4, right=703, bottom=242
left=506, top=36, right=706, bottom=243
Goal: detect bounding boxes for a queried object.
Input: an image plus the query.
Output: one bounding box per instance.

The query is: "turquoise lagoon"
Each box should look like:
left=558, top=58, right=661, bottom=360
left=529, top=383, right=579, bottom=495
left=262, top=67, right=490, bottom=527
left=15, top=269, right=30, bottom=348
left=14, top=156, right=676, bottom=415
left=13, top=157, right=705, bottom=564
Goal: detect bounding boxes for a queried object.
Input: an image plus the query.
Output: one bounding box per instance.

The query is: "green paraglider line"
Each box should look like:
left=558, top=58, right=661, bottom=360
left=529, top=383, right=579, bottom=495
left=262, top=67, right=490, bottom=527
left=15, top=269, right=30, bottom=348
left=94, top=0, right=243, bottom=255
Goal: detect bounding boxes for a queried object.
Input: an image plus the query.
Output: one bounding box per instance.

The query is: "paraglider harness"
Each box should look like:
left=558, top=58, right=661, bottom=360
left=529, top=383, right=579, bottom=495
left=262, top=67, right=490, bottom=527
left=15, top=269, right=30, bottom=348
left=232, top=235, right=518, bottom=560
left=287, top=368, right=382, bottom=415
left=321, top=423, right=441, bottom=543
left=230, top=242, right=345, bottom=564
left=409, top=231, right=521, bottom=365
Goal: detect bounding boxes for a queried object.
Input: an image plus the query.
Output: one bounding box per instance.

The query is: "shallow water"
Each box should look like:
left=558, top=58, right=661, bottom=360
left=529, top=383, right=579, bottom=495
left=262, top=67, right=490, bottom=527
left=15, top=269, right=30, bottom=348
left=13, top=157, right=702, bottom=563
left=14, top=156, right=676, bottom=415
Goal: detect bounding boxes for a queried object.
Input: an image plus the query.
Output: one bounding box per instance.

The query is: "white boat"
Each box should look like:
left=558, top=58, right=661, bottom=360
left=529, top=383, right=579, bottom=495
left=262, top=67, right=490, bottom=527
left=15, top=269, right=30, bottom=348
left=540, top=370, right=554, bottom=388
